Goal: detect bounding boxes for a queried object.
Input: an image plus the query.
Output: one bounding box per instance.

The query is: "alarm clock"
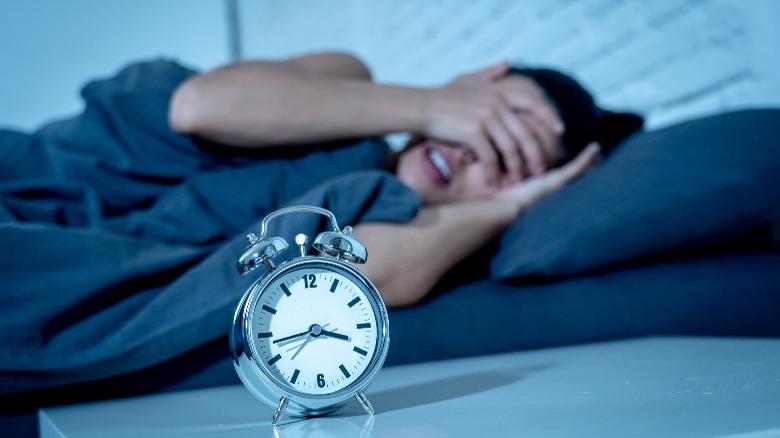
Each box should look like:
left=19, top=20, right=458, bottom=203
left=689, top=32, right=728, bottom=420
left=230, top=205, right=389, bottom=425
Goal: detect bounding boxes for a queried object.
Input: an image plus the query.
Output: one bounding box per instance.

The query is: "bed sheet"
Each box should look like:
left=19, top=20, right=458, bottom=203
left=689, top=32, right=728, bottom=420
left=6, top=248, right=776, bottom=406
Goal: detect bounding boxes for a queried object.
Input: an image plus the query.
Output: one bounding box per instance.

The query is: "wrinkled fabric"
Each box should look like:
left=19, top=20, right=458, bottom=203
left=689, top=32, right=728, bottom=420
left=0, top=59, right=421, bottom=394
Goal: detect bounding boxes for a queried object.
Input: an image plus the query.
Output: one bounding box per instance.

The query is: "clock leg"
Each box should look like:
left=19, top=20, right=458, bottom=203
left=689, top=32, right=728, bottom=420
left=272, top=396, right=289, bottom=425
left=355, top=391, right=374, bottom=416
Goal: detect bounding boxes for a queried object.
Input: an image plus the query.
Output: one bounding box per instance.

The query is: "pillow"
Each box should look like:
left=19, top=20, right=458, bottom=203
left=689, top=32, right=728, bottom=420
left=490, top=109, right=780, bottom=279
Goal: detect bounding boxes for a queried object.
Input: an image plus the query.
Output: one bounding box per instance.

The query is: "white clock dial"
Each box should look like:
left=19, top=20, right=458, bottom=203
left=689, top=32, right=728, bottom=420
left=249, top=263, right=380, bottom=396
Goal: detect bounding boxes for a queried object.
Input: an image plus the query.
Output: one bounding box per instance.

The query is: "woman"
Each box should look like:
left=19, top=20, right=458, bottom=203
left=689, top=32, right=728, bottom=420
left=0, top=51, right=641, bottom=402
left=169, top=51, right=641, bottom=306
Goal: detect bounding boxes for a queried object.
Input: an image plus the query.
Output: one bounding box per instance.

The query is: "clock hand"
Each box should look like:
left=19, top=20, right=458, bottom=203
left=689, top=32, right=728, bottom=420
left=273, top=329, right=310, bottom=346
left=291, top=335, right=313, bottom=360
left=281, top=323, right=333, bottom=353
left=280, top=330, right=342, bottom=358
left=319, top=329, right=350, bottom=341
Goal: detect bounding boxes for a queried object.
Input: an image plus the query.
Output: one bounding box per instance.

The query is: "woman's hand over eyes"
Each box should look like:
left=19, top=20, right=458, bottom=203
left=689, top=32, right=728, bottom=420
left=420, top=62, right=564, bottom=185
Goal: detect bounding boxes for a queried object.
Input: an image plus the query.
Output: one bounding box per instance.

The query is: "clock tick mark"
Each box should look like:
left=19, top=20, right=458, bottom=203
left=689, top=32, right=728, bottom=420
left=267, top=354, right=282, bottom=366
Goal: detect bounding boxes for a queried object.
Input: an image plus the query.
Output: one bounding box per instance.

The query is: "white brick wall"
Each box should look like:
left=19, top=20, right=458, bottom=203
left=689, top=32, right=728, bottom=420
left=2, top=0, right=778, bottom=130
left=239, top=0, right=780, bottom=129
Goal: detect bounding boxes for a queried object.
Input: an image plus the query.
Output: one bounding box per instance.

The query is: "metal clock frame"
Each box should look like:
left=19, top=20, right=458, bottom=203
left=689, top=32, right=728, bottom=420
left=229, top=205, right=390, bottom=424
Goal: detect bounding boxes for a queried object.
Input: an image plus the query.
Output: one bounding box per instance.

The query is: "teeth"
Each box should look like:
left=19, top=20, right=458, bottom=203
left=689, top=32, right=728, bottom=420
left=428, top=148, right=452, bottom=182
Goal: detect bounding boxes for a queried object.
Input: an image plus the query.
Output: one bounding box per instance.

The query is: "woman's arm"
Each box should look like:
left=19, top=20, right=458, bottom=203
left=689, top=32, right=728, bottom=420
left=352, top=198, right=516, bottom=307
left=281, top=52, right=373, bottom=80
left=353, top=143, right=601, bottom=307
left=168, top=52, right=562, bottom=169
left=168, top=52, right=428, bottom=147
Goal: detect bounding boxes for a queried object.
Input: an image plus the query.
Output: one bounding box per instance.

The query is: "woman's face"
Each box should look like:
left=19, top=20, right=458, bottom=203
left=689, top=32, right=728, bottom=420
left=395, top=75, right=565, bottom=205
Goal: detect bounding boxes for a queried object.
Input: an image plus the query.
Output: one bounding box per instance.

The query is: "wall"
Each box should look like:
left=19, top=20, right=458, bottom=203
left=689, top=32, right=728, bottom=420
left=2, top=0, right=779, bottom=131
left=239, top=0, right=780, bottom=129
left=0, top=0, right=229, bottom=131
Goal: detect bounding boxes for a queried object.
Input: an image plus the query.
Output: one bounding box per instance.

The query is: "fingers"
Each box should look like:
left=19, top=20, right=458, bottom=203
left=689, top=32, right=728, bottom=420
left=472, top=92, right=561, bottom=182
left=463, top=102, right=531, bottom=184
left=494, top=142, right=601, bottom=215
left=461, top=102, right=555, bottom=185
left=499, top=112, right=547, bottom=179
left=517, top=113, right=561, bottom=172
left=453, top=60, right=564, bottom=138
left=505, top=93, right=564, bottom=135
left=422, top=81, right=564, bottom=185
left=472, top=60, right=511, bottom=82
left=477, top=108, right=557, bottom=183
left=452, top=61, right=511, bottom=86
left=545, top=142, right=601, bottom=188
left=466, top=134, right=502, bottom=185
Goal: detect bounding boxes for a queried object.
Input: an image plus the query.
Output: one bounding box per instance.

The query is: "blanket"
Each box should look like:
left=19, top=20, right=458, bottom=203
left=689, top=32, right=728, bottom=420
left=0, top=60, right=421, bottom=395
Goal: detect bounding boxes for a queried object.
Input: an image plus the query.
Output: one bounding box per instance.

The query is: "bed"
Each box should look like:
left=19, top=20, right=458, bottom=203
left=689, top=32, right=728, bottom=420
left=1, top=59, right=779, bottom=425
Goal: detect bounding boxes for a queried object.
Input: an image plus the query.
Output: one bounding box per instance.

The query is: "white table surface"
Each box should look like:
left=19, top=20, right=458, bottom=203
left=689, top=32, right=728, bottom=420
left=39, top=336, right=780, bottom=437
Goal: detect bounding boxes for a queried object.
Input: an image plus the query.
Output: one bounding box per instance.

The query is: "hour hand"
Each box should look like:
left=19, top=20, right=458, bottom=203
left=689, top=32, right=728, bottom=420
left=320, top=329, right=350, bottom=341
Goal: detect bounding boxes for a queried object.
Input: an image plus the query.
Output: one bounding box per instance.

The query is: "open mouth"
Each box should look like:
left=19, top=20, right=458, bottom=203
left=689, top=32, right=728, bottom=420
left=426, top=147, right=452, bottom=183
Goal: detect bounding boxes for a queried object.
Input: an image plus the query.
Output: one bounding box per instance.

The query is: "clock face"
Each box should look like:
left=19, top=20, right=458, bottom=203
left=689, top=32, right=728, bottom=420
left=247, top=260, right=382, bottom=396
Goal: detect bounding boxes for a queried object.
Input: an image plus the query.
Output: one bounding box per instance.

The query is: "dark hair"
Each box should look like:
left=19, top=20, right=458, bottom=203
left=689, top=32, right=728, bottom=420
left=509, top=67, right=644, bottom=160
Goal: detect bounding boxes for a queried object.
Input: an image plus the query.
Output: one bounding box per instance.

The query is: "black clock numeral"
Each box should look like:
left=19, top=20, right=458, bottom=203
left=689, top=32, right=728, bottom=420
left=316, top=373, right=326, bottom=388
left=303, top=274, right=318, bottom=289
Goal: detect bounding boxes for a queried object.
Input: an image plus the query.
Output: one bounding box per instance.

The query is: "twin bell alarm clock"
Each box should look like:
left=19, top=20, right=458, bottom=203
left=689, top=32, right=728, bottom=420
left=230, top=205, right=389, bottom=424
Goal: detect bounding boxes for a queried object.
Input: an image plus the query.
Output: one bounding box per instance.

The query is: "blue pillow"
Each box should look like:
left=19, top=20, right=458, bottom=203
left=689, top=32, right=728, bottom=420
left=490, top=109, right=780, bottom=279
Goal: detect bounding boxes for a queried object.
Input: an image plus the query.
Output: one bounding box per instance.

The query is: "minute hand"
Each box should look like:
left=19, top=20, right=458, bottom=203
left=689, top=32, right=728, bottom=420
left=320, top=329, right=350, bottom=341
left=273, top=330, right=310, bottom=345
